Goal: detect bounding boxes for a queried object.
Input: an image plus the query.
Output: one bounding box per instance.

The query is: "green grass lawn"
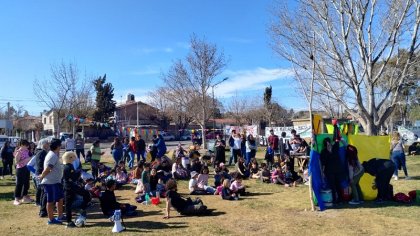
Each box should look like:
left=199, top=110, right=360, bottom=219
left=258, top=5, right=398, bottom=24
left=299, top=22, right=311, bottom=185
left=0, top=151, right=419, bottom=236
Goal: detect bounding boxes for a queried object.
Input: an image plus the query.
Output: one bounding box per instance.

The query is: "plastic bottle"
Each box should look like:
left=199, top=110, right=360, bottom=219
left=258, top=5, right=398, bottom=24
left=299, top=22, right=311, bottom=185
left=145, top=193, right=150, bottom=205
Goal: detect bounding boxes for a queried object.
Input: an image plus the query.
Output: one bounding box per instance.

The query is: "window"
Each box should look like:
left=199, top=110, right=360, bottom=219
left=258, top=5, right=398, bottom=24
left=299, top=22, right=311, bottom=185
left=49, top=116, right=52, bottom=124
left=44, top=118, right=46, bottom=124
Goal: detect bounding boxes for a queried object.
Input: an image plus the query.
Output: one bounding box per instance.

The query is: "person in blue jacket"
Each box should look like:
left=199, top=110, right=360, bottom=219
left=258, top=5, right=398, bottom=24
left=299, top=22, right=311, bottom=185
left=156, top=134, right=167, bottom=158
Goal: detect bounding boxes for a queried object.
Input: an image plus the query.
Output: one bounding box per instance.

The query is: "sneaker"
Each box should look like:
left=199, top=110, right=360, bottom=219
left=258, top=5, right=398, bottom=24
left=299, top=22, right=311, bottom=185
left=56, top=216, right=66, bottom=222
left=405, top=176, right=411, bottom=180
left=13, top=200, right=21, bottom=206
left=348, top=200, right=360, bottom=205
left=66, top=222, right=76, bottom=228
left=39, top=212, right=48, bottom=218
left=21, top=197, right=34, bottom=203
left=0, top=176, right=3, bottom=180
left=393, top=175, right=399, bottom=181
left=47, top=218, right=62, bottom=225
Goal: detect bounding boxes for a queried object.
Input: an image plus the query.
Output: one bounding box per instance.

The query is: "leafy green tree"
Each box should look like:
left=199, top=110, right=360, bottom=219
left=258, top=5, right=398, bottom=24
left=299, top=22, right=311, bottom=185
left=93, top=74, right=116, bottom=122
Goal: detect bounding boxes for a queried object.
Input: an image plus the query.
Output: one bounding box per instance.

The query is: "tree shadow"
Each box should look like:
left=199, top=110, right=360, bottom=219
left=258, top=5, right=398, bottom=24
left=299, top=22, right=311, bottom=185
left=0, top=191, right=14, bottom=201
left=89, top=220, right=188, bottom=232
left=321, top=200, right=419, bottom=210
left=245, top=192, right=273, bottom=196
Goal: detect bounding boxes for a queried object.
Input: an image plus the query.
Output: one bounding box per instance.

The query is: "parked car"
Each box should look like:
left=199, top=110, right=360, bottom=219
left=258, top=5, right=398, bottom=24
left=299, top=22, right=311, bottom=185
left=8, top=136, right=21, bottom=148
left=161, top=133, right=175, bottom=141
left=0, top=135, right=8, bottom=149
left=205, top=131, right=223, bottom=140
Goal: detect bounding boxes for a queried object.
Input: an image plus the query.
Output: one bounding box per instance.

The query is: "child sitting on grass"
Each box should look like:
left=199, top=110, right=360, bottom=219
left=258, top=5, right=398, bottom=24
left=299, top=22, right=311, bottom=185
left=230, top=175, right=246, bottom=195
left=260, top=163, right=271, bottom=183
left=100, top=179, right=137, bottom=217
left=115, top=166, right=128, bottom=186
left=272, top=164, right=289, bottom=186
left=221, top=179, right=238, bottom=200
left=250, top=161, right=260, bottom=179
left=197, top=167, right=216, bottom=194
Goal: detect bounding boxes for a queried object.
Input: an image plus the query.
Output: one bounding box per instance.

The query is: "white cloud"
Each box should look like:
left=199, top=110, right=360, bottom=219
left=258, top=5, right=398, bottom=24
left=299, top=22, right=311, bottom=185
left=133, top=47, right=174, bottom=55
left=128, top=68, right=161, bottom=76
left=214, top=67, right=293, bottom=97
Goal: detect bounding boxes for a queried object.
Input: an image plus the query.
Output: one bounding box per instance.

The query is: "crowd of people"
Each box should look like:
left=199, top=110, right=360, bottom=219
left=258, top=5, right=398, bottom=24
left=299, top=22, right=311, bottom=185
left=0, top=128, right=414, bottom=228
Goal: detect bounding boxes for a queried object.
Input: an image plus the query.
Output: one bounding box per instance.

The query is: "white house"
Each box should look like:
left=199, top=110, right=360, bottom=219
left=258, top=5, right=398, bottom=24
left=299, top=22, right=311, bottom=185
left=41, top=110, right=57, bottom=135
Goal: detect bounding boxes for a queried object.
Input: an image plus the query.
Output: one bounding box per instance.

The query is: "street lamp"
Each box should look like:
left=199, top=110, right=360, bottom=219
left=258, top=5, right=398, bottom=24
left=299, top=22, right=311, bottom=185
left=211, top=77, right=229, bottom=135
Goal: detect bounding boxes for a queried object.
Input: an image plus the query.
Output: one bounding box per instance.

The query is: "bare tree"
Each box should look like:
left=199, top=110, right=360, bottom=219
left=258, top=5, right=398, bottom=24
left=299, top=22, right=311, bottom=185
left=147, top=87, right=193, bottom=132
left=33, top=61, right=94, bottom=136
left=161, top=35, right=228, bottom=148
left=226, top=91, right=248, bottom=126
left=270, top=0, right=420, bottom=135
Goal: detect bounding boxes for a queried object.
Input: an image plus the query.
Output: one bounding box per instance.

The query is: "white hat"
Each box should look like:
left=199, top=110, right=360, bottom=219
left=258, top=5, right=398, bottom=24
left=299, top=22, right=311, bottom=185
left=190, top=171, right=198, bottom=178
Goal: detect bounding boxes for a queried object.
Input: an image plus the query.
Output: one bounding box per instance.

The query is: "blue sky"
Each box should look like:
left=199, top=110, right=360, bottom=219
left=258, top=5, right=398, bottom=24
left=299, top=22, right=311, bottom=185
left=0, top=0, right=306, bottom=115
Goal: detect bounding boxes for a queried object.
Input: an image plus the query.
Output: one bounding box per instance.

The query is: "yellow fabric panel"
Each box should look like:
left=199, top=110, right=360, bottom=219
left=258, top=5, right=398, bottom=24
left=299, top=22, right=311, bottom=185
left=312, top=114, right=323, bottom=134
left=348, top=135, right=390, bottom=200
left=326, top=124, right=334, bottom=134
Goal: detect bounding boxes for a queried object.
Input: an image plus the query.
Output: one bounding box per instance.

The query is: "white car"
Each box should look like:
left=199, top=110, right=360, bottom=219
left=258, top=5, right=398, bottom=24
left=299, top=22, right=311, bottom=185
left=161, top=133, right=175, bottom=141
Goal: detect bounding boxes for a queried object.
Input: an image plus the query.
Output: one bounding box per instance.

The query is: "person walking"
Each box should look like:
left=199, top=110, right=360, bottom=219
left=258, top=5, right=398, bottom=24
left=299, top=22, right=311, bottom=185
left=136, top=135, right=146, bottom=163
left=390, top=131, right=410, bottom=180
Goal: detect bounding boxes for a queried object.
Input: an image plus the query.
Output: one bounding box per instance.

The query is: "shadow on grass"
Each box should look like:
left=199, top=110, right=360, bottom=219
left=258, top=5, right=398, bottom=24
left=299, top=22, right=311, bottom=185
left=0, top=191, right=14, bottom=201
left=245, top=192, right=273, bottom=196
left=322, top=200, right=420, bottom=210
left=89, top=220, right=188, bottom=232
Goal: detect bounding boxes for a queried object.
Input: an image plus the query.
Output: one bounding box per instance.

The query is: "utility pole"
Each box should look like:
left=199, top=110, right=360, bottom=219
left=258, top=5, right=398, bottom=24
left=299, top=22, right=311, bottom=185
left=7, top=102, right=10, bottom=136
left=211, top=77, right=229, bottom=134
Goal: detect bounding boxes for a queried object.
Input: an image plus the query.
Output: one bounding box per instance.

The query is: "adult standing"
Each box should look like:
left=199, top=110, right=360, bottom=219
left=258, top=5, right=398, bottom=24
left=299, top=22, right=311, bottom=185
left=231, top=133, right=242, bottom=165
left=110, top=137, right=123, bottom=169
left=38, top=138, right=65, bottom=224
left=13, top=139, right=33, bottom=205
left=214, top=134, right=226, bottom=166
left=362, top=158, right=395, bottom=203
left=75, top=134, right=85, bottom=162
left=1, top=140, right=14, bottom=179
left=35, top=139, right=49, bottom=217
left=90, top=140, right=104, bottom=179
left=136, top=135, right=146, bottom=163
left=228, top=130, right=236, bottom=166
left=267, top=129, right=280, bottom=162
left=390, top=131, right=410, bottom=180
left=245, top=134, right=257, bottom=166
left=150, top=135, right=158, bottom=162
left=128, top=137, right=137, bottom=169
left=156, top=134, right=167, bottom=158
left=65, top=134, right=75, bottom=152
left=320, top=137, right=344, bottom=204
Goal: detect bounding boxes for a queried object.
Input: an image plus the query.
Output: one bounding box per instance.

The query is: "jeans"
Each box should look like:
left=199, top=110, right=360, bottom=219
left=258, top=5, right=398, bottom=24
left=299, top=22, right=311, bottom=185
left=76, top=148, right=85, bottom=160
left=2, top=159, right=13, bottom=177
left=136, top=150, right=146, bottom=163
left=228, top=148, right=234, bottom=165
left=65, top=185, right=91, bottom=223
left=391, top=151, right=408, bottom=177
left=128, top=151, right=135, bottom=169
left=91, top=160, right=99, bottom=179
left=15, top=167, right=30, bottom=199
left=350, top=169, right=364, bottom=202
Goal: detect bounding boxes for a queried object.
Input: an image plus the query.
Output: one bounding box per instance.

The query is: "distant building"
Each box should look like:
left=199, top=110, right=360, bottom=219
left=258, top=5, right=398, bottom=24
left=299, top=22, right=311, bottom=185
left=13, top=115, right=43, bottom=142
left=41, top=110, right=58, bottom=135
left=115, top=94, right=160, bottom=127
left=0, top=119, right=13, bottom=136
